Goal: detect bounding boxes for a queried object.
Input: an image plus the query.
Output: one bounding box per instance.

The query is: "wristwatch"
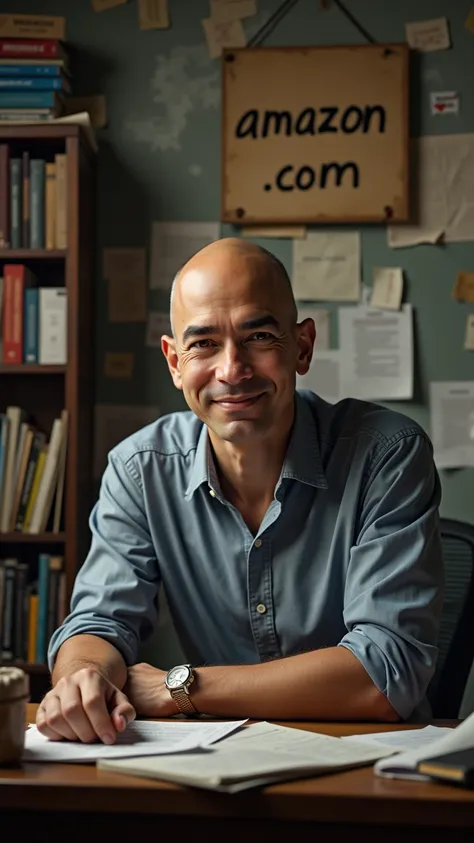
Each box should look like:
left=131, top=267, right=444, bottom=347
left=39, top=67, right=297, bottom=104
left=165, top=664, right=198, bottom=716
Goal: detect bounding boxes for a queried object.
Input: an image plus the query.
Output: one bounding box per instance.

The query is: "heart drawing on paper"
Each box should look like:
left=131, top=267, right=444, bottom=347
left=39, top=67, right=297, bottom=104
left=435, top=103, right=446, bottom=112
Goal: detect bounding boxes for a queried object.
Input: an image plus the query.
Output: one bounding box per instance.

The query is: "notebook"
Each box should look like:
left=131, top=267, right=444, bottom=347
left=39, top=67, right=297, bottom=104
left=375, top=709, right=474, bottom=781
left=97, top=721, right=395, bottom=793
left=418, top=747, right=474, bottom=787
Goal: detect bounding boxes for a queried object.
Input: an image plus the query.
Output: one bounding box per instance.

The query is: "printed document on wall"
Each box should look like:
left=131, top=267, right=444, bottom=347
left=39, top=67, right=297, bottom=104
left=339, top=305, right=413, bottom=400
left=292, top=232, right=360, bottom=301
left=296, top=351, right=341, bottom=405
left=297, top=307, right=330, bottom=351
left=430, top=382, right=474, bottom=468
left=149, top=222, right=220, bottom=289
left=388, top=134, right=474, bottom=247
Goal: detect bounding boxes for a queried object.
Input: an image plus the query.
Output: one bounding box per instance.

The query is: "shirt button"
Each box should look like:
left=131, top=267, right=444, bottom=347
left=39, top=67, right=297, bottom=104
left=254, top=539, right=262, bottom=548
left=209, top=489, right=216, bottom=497
left=256, top=603, right=267, bottom=614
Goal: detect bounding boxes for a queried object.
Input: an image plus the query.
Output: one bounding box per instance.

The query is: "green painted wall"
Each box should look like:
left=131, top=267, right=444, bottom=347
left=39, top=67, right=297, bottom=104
left=6, top=0, right=473, bottom=523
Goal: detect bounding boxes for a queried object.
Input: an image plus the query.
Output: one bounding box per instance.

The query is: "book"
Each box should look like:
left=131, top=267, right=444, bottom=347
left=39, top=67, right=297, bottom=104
left=0, top=15, right=65, bottom=40
left=0, top=90, right=64, bottom=109
left=0, top=76, right=70, bottom=93
left=30, top=158, right=45, bottom=248
left=2, top=264, right=37, bottom=364
left=0, top=63, right=65, bottom=76
left=10, top=156, right=22, bottom=247
left=0, top=40, right=68, bottom=62
left=375, top=708, right=474, bottom=781
left=0, top=108, right=56, bottom=122
left=39, top=287, right=67, bottom=363
left=417, top=748, right=474, bottom=787
left=0, top=143, right=9, bottom=246
left=97, top=721, right=395, bottom=793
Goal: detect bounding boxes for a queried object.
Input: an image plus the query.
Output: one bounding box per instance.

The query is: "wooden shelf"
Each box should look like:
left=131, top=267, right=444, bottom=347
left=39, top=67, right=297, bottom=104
left=0, top=532, right=66, bottom=543
left=0, top=364, right=66, bottom=375
left=0, top=661, right=49, bottom=675
left=0, top=249, right=66, bottom=260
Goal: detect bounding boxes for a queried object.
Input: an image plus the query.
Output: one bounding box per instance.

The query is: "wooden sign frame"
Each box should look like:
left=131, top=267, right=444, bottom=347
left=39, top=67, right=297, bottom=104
left=221, top=44, right=409, bottom=225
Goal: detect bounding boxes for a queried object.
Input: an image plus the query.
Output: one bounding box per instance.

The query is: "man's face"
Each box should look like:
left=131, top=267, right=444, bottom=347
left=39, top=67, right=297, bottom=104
left=162, top=254, right=314, bottom=444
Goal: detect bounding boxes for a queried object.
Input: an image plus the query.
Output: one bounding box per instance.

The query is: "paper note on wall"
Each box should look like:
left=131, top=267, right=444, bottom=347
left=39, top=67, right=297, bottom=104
left=108, top=276, right=147, bottom=322
left=452, top=272, right=474, bottom=303
left=65, top=95, right=107, bottom=128
left=104, top=352, right=134, bottom=379
left=138, top=0, right=169, bottom=30
left=430, top=382, right=474, bottom=468
left=297, top=307, right=330, bottom=351
left=466, top=8, right=474, bottom=34
left=430, top=91, right=459, bottom=116
left=149, top=221, right=220, bottom=289
left=94, top=403, right=161, bottom=478
left=388, top=134, right=474, bottom=247
left=202, top=17, right=246, bottom=59
left=465, top=315, right=474, bottom=351
left=370, top=267, right=403, bottom=310
left=405, top=17, right=450, bottom=51
left=146, top=311, right=172, bottom=347
left=292, top=232, right=360, bottom=301
left=296, top=350, right=341, bottom=404
left=209, top=0, right=257, bottom=23
left=241, top=226, right=307, bottom=239
left=339, top=305, right=413, bottom=400
left=92, top=0, right=127, bottom=11
left=103, top=247, right=146, bottom=284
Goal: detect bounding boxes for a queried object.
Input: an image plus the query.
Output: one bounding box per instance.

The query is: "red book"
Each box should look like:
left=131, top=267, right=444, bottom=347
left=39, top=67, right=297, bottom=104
left=2, top=264, right=37, bottom=364
left=0, top=143, right=9, bottom=248
left=0, top=39, right=65, bottom=59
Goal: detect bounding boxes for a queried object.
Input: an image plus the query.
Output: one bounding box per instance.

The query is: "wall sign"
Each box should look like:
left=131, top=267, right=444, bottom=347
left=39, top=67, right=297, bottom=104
left=221, top=44, right=409, bottom=224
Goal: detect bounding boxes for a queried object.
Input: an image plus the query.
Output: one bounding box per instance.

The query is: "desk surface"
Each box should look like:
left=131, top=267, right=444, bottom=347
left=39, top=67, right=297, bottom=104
left=0, top=705, right=473, bottom=833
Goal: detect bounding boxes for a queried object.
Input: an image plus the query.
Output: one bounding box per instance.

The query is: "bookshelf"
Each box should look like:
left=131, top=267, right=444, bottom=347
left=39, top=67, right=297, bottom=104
left=0, top=124, right=96, bottom=698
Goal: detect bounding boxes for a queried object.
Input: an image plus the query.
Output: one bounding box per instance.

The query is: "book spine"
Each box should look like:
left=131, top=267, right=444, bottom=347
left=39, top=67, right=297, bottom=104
left=15, top=432, right=44, bottom=531
left=9, top=157, right=22, bottom=248
left=0, top=561, right=16, bottom=661
left=30, top=159, right=45, bottom=249
left=14, top=562, right=28, bottom=661
left=0, top=77, right=63, bottom=90
left=2, top=266, right=23, bottom=364
left=0, top=110, right=53, bottom=121
left=27, top=592, right=39, bottom=664
left=45, top=162, right=56, bottom=249
left=0, top=143, right=9, bottom=247
left=0, top=90, right=60, bottom=107
left=35, top=553, right=50, bottom=663
left=0, top=17, right=65, bottom=41
left=0, top=63, right=62, bottom=76
left=55, top=154, right=67, bottom=249
left=39, top=288, right=67, bottom=364
left=23, top=287, right=39, bottom=362
left=22, top=150, right=30, bottom=247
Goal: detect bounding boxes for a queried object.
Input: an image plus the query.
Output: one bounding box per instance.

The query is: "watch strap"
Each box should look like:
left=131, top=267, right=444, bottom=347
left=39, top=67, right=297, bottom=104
left=171, top=687, right=198, bottom=716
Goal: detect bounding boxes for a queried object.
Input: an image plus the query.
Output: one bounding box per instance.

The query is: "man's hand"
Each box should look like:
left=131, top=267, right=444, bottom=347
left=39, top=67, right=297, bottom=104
left=36, top=667, right=136, bottom=744
left=125, top=663, right=179, bottom=717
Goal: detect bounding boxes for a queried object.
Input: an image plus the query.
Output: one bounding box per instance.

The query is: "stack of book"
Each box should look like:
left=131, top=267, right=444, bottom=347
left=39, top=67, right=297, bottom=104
left=0, top=13, right=69, bottom=122
left=0, top=406, right=68, bottom=536
left=0, top=265, right=67, bottom=362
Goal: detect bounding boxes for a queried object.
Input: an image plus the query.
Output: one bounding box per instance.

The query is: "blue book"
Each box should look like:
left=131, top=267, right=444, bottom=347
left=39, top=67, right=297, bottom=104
left=30, top=159, right=45, bottom=248
left=36, top=553, right=50, bottom=664
left=0, top=77, right=64, bottom=90
left=0, top=90, right=62, bottom=108
left=24, top=288, right=39, bottom=363
left=9, top=157, right=22, bottom=248
left=0, top=64, right=63, bottom=77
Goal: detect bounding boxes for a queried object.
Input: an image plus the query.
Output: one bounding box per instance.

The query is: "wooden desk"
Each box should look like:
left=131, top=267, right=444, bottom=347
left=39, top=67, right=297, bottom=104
left=0, top=705, right=473, bottom=842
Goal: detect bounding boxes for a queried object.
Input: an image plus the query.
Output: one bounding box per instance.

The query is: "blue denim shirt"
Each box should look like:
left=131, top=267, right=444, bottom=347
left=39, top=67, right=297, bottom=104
left=48, top=390, right=444, bottom=719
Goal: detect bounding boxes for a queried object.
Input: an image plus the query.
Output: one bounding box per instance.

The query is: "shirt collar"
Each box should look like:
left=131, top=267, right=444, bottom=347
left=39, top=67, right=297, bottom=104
left=184, top=391, right=328, bottom=500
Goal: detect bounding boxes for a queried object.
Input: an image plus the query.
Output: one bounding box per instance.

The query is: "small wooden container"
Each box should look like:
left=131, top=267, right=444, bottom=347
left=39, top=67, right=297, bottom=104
left=0, top=667, right=29, bottom=765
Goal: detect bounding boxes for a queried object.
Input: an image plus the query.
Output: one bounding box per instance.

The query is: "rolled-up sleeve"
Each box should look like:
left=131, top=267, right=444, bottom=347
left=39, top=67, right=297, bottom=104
left=47, top=452, right=161, bottom=671
left=338, top=432, right=444, bottom=720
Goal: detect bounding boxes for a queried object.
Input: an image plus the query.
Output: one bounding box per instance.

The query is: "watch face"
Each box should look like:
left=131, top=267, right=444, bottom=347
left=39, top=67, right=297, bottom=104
left=166, top=665, right=191, bottom=689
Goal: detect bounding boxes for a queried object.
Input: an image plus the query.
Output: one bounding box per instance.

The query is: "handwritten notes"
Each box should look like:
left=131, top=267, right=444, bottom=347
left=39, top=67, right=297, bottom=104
left=138, top=0, right=169, bottom=30
left=292, top=232, right=360, bottom=301
left=370, top=267, right=404, bottom=310
left=405, top=17, right=450, bottom=51
left=202, top=17, right=246, bottom=59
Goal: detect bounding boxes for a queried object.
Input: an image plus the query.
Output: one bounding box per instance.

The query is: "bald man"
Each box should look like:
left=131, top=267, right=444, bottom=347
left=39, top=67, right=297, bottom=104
left=39, top=238, right=443, bottom=744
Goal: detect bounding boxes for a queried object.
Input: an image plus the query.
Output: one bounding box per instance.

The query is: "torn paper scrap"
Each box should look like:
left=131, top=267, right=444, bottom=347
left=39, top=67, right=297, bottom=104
left=452, top=272, right=474, bottom=303
left=370, top=267, right=404, bottom=310
left=405, top=17, right=450, bottom=51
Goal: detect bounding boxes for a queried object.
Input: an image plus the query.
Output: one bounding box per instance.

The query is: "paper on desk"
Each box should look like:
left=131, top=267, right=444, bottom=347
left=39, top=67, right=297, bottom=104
left=210, top=0, right=257, bottom=23
left=24, top=719, right=247, bottom=763
left=149, top=221, right=220, bottom=289
left=343, top=725, right=454, bottom=752
left=388, top=134, right=474, bottom=247
left=430, top=381, right=474, bottom=468
left=297, top=351, right=340, bottom=405
left=292, top=232, right=360, bottom=301
left=375, top=709, right=474, bottom=780
left=370, top=267, right=403, bottom=310
left=202, top=17, right=246, bottom=59
left=405, top=17, right=450, bottom=51
left=339, top=304, right=413, bottom=401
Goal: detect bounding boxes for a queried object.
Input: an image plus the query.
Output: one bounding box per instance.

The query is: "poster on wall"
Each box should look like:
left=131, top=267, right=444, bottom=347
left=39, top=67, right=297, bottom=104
left=221, top=44, right=409, bottom=225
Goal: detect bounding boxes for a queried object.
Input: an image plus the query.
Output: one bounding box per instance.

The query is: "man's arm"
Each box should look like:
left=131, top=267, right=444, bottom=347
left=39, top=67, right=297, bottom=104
left=52, top=634, right=128, bottom=688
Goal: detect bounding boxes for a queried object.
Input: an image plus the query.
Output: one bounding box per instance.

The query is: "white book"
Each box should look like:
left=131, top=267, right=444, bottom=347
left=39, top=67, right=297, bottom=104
left=39, top=287, right=67, bottom=364
left=0, top=406, right=26, bottom=532
left=374, top=709, right=474, bottom=781
left=28, top=416, right=63, bottom=534
left=97, top=722, right=395, bottom=793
